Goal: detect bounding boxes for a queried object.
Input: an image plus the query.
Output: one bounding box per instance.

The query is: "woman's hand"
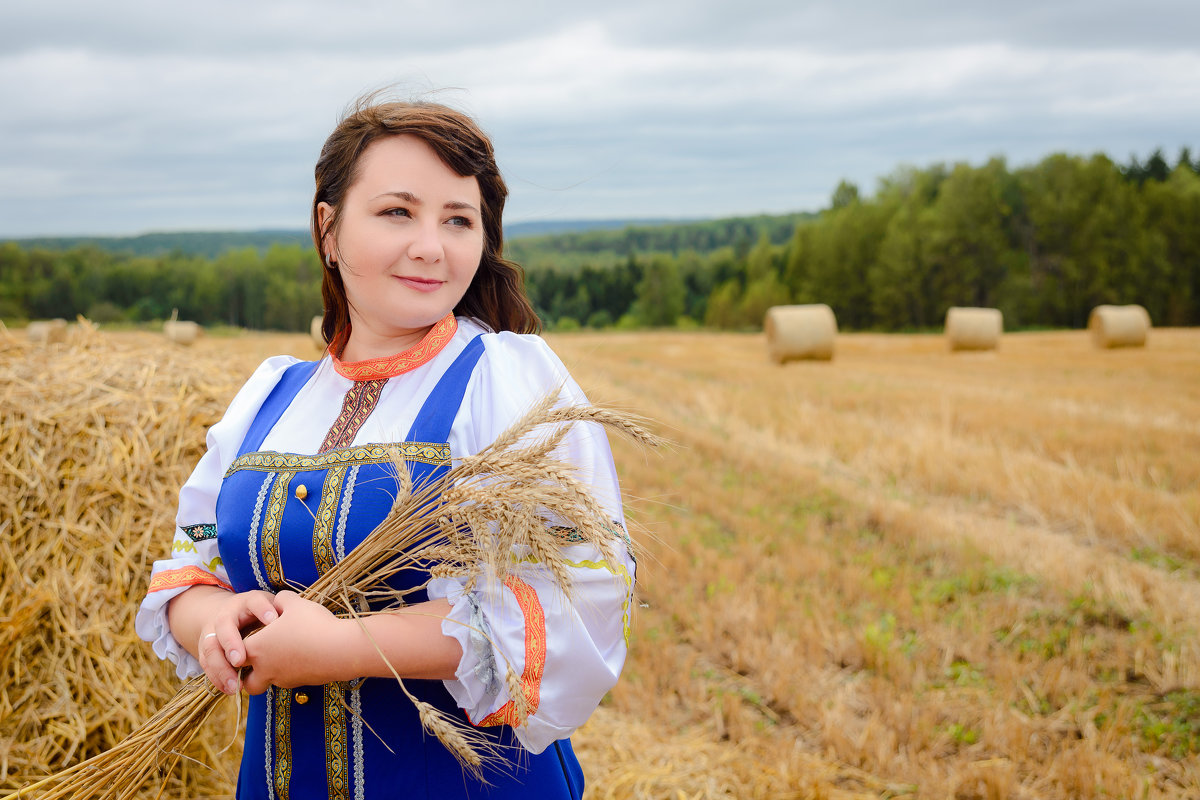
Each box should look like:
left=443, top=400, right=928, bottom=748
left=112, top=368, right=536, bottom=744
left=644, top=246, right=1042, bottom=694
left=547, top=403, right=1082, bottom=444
left=194, top=588, right=280, bottom=695
left=238, top=591, right=356, bottom=694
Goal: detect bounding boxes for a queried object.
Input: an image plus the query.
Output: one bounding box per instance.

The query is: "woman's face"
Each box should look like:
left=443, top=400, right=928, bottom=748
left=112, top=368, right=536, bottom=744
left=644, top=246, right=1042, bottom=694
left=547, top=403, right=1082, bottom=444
left=320, top=134, right=484, bottom=346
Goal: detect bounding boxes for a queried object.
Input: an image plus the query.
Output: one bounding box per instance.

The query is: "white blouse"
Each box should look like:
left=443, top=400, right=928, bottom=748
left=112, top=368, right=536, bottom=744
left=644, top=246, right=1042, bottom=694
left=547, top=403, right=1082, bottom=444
left=135, top=316, right=633, bottom=754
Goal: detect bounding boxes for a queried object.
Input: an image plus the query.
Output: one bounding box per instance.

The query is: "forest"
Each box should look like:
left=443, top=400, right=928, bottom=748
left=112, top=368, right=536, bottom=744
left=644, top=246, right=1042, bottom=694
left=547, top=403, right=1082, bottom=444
left=1, top=147, right=1197, bottom=332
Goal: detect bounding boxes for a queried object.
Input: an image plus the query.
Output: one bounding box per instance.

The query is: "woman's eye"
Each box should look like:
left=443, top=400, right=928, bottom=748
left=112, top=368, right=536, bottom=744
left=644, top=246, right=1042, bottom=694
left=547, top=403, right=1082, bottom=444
left=385, top=208, right=411, bottom=218
left=447, top=216, right=473, bottom=228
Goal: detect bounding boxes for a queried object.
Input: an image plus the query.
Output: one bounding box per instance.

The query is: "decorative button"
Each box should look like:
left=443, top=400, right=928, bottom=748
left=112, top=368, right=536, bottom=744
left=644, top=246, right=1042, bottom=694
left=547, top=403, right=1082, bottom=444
left=295, top=692, right=309, bottom=705
left=295, top=484, right=308, bottom=500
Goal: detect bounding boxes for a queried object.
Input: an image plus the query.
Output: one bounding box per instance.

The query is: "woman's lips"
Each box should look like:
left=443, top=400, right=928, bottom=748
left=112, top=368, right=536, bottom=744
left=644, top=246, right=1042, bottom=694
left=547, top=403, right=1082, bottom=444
left=395, top=276, right=444, bottom=293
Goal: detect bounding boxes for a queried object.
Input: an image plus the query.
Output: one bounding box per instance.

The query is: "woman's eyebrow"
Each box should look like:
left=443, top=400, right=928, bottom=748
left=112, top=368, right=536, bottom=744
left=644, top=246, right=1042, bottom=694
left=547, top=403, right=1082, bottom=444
left=371, top=191, right=478, bottom=213
left=372, top=190, right=420, bottom=203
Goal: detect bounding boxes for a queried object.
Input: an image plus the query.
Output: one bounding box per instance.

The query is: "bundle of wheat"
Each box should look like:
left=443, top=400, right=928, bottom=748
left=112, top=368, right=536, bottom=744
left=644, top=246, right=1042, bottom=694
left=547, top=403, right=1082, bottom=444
left=945, top=306, right=1002, bottom=351
left=764, top=304, right=837, bottom=363
left=1088, top=304, right=1151, bottom=348
left=1, top=324, right=660, bottom=799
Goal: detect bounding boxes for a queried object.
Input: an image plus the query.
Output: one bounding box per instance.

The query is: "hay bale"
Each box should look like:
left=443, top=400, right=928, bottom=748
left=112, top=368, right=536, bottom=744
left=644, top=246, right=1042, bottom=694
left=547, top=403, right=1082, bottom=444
left=945, top=307, right=1002, bottom=351
left=765, top=304, right=837, bottom=363
left=0, top=328, right=247, bottom=795
left=26, top=318, right=68, bottom=345
left=311, top=314, right=325, bottom=349
left=1088, top=304, right=1150, bottom=348
left=163, top=319, right=202, bottom=346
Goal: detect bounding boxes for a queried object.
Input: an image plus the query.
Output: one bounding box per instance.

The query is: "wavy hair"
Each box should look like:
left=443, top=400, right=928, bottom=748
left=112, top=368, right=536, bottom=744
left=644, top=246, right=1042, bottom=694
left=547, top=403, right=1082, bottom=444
left=311, top=97, right=540, bottom=345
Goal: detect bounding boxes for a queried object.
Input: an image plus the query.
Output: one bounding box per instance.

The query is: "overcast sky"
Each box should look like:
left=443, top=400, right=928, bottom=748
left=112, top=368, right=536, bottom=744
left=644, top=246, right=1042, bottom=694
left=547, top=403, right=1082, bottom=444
left=3, top=0, right=1198, bottom=238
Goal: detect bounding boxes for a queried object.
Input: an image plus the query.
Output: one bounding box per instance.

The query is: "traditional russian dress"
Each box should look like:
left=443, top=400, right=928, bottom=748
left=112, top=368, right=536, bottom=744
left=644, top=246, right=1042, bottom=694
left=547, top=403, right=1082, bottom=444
left=136, top=315, right=634, bottom=799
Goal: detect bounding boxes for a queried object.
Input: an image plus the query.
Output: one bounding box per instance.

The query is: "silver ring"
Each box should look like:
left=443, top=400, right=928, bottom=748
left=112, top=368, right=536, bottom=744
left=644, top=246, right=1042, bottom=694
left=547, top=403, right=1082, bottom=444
left=203, top=633, right=219, bottom=641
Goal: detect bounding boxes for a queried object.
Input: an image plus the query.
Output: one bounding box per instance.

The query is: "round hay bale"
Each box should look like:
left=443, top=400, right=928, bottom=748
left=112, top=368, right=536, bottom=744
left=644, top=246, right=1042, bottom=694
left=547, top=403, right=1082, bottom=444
left=945, top=307, right=1002, bottom=351
left=163, top=319, right=202, bottom=346
left=26, top=318, right=68, bottom=345
left=765, top=304, right=837, bottom=363
left=1088, top=304, right=1150, bottom=348
left=311, top=314, right=326, bottom=349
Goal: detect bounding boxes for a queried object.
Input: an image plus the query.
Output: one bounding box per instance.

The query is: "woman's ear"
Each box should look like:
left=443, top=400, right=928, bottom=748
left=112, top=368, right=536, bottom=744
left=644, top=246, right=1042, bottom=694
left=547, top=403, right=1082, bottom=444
left=316, top=202, right=337, bottom=265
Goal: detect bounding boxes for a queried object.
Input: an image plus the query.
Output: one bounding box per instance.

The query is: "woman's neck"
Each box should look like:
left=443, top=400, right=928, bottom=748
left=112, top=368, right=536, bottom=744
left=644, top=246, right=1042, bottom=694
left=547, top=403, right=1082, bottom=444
left=339, top=324, right=432, bottom=363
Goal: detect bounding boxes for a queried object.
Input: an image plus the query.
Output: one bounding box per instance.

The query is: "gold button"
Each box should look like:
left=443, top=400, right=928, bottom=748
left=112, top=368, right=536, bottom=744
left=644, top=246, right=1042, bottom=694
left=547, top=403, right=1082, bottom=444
left=295, top=484, right=308, bottom=500
left=295, top=692, right=309, bottom=705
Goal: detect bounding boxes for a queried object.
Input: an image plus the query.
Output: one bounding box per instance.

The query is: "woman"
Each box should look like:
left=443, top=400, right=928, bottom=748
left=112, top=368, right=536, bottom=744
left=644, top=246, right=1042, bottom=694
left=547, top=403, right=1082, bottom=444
left=136, top=98, right=633, bottom=799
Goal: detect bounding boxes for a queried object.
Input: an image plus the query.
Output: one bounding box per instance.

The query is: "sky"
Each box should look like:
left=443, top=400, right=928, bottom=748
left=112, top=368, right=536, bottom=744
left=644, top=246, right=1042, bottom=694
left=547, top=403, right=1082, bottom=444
left=2, top=0, right=1198, bottom=238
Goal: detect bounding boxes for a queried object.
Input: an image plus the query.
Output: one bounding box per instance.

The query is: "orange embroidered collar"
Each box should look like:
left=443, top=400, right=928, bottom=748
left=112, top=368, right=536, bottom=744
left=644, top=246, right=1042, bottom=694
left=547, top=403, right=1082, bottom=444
left=330, top=314, right=458, bottom=381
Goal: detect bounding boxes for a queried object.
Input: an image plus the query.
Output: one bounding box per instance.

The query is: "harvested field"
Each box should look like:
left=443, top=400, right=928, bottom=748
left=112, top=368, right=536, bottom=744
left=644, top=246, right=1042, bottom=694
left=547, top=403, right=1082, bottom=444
left=2, top=324, right=1198, bottom=799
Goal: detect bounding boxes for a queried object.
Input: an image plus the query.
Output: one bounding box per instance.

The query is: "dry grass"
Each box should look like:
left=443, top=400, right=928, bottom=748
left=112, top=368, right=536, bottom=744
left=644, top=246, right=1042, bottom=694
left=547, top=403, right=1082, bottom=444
left=551, top=327, right=1200, bottom=799
left=3, top=324, right=1198, bottom=798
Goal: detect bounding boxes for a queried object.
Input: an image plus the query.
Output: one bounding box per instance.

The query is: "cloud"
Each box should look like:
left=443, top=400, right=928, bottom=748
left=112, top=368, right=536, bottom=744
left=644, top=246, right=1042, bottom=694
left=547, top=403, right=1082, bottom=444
left=1, top=1, right=1198, bottom=236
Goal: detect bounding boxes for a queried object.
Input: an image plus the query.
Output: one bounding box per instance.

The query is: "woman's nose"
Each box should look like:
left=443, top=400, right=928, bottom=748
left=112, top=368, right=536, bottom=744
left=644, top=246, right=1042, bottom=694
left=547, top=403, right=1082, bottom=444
left=407, top=220, right=444, bottom=262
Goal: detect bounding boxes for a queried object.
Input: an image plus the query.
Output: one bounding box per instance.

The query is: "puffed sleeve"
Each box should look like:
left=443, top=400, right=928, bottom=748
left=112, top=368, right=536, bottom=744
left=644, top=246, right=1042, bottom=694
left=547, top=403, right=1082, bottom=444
left=427, top=332, right=634, bottom=754
left=135, top=355, right=299, bottom=679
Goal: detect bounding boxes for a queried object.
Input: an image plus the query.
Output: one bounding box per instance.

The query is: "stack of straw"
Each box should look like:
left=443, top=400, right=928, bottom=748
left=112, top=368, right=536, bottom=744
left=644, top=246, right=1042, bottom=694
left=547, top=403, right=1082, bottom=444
left=0, top=323, right=248, bottom=797
left=1, top=323, right=657, bottom=798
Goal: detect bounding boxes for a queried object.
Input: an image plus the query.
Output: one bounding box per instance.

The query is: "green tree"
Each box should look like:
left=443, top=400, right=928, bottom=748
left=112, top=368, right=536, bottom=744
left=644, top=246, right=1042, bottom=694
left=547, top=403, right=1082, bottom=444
left=634, top=255, right=686, bottom=327
left=704, top=280, right=742, bottom=329
left=922, top=158, right=1017, bottom=314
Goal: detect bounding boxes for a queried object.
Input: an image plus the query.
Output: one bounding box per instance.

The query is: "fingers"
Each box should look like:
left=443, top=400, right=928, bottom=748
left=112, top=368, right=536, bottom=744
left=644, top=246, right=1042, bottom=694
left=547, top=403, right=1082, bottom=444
left=241, top=668, right=271, bottom=696
left=198, top=628, right=241, bottom=695
left=198, top=590, right=282, bottom=695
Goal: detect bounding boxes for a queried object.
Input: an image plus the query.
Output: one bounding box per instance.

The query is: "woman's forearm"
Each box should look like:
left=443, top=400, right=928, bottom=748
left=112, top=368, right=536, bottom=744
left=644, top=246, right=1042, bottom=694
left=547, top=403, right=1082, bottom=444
left=166, top=584, right=237, bottom=659
left=331, top=599, right=463, bottom=682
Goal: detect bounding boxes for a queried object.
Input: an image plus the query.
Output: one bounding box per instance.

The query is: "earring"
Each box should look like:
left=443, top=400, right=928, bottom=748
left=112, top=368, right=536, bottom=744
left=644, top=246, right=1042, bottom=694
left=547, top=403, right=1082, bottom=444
left=325, top=254, right=337, bottom=270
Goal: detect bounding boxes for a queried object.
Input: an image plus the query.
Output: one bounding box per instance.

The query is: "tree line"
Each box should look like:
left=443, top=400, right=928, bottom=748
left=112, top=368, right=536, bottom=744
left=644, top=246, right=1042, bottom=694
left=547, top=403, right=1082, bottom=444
left=528, top=147, right=1200, bottom=331
left=2, top=148, right=1197, bottom=333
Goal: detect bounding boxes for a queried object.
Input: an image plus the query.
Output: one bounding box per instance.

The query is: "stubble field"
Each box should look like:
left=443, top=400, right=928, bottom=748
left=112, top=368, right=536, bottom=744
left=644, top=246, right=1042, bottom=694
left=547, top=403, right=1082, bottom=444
left=2, top=324, right=1198, bottom=799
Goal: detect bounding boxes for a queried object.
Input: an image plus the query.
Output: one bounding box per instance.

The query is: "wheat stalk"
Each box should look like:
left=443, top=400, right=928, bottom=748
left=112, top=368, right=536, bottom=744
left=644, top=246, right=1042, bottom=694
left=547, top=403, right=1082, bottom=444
left=2, top=394, right=659, bottom=799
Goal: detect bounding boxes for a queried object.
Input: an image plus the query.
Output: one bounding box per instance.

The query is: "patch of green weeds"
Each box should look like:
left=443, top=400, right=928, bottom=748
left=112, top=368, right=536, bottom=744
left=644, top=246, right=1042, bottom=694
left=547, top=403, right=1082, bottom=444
left=939, top=722, right=980, bottom=746
left=1129, top=546, right=1189, bottom=574
left=1138, top=690, right=1200, bottom=759
left=913, top=559, right=1038, bottom=608
left=705, top=575, right=736, bottom=599
left=870, top=566, right=895, bottom=591
left=862, top=612, right=920, bottom=670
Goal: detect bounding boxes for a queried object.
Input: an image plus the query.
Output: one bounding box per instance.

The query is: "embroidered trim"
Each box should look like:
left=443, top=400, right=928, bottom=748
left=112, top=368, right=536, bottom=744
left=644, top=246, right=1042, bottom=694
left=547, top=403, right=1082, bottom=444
left=320, top=379, right=386, bottom=453
left=181, top=523, right=217, bottom=542
left=313, top=466, right=347, bottom=575
left=225, top=443, right=449, bottom=477
left=249, top=472, right=275, bottom=591
left=351, top=686, right=365, bottom=800
left=147, top=565, right=231, bottom=593
left=273, top=688, right=292, bottom=799
left=171, top=538, right=197, bottom=555
left=262, top=474, right=290, bottom=590
left=265, top=687, right=276, bottom=800
left=325, top=683, right=349, bottom=800
left=336, top=465, right=359, bottom=562
left=474, top=577, right=546, bottom=728
left=551, top=519, right=635, bottom=560
left=331, top=314, right=458, bottom=381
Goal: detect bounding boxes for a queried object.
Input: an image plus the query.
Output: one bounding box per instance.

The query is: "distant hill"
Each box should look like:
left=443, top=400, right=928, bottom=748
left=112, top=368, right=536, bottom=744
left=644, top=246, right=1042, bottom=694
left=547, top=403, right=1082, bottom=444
left=5, top=229, right=313, bottom=259
left=2, top=219, right=688, bottom=258
left=1, top=215, right=808, bottom=261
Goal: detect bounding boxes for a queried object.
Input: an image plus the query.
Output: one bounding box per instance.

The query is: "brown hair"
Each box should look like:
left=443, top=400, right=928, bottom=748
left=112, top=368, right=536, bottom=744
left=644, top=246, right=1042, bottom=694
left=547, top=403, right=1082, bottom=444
left=311, top=97, right=540, bottom=345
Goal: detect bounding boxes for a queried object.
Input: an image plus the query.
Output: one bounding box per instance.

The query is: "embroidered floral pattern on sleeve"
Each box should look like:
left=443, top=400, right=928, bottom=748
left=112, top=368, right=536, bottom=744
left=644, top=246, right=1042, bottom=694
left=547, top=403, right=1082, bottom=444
left=181, top=523, right=218, bottom=542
